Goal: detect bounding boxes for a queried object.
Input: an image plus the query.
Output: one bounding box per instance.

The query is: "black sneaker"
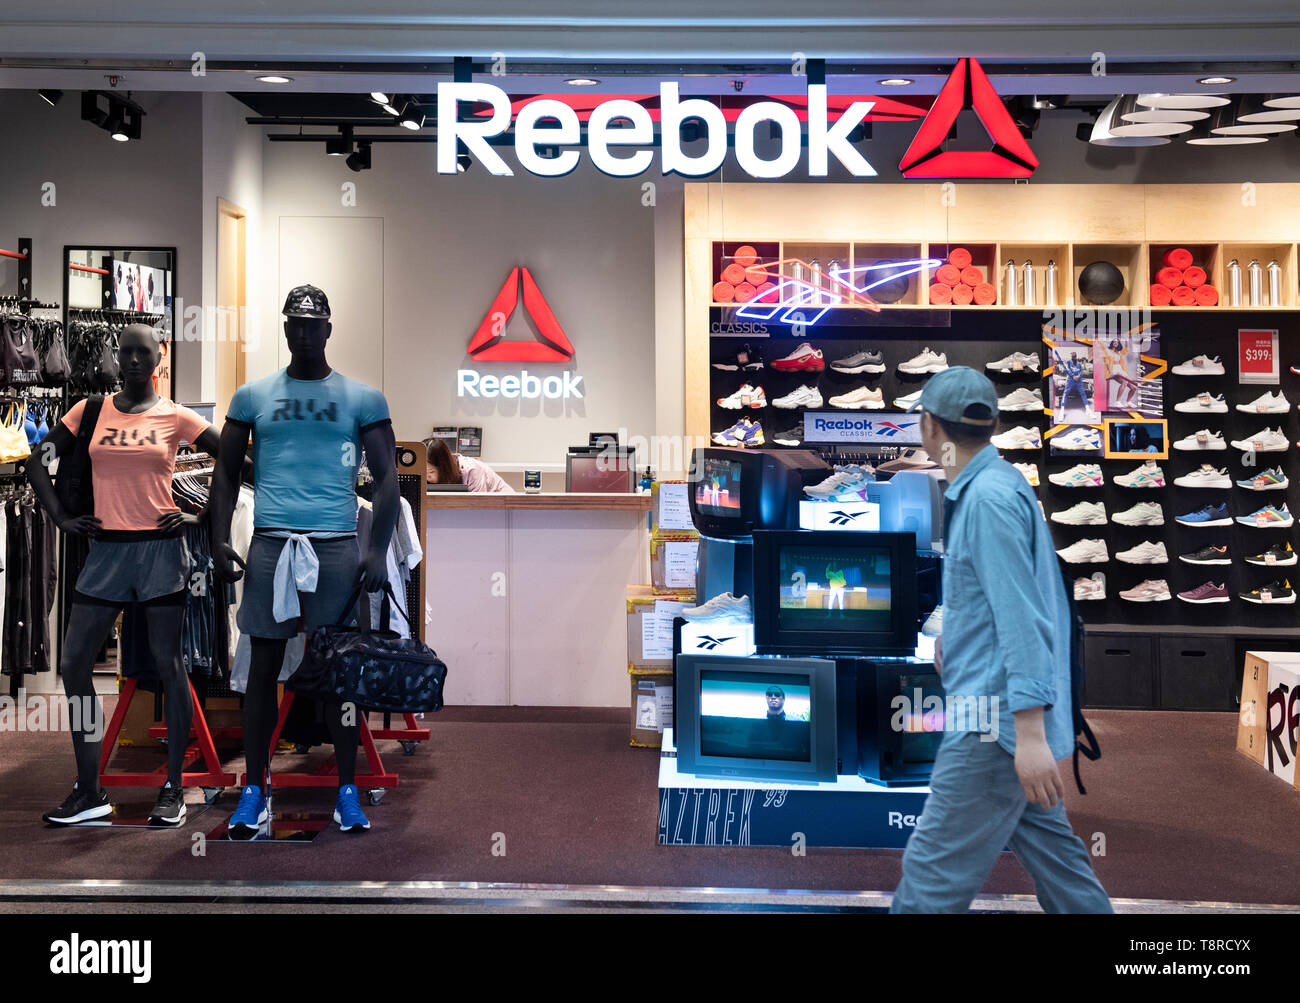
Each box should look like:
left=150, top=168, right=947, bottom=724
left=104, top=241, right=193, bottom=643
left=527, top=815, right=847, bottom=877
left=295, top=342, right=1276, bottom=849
left=1246, top=542, right=1297, bottom=567
left=829, top=350, right=886, bottom=374
left=712, top=343, right=765, bottom=372
left=148, top=782, right=187, bottom=827
left=1179, top=544, right=1231, bottom=566
left=44, top=783, right=113, bottom=825
left=772, top=425, right=803, bottom=447
left=1240, top=579, right=1296, bottom=605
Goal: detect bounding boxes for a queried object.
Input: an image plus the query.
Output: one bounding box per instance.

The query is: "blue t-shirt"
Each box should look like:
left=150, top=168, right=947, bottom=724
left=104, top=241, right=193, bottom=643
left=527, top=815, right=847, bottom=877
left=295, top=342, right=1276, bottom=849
left=227, top=368, right=390, bottom=531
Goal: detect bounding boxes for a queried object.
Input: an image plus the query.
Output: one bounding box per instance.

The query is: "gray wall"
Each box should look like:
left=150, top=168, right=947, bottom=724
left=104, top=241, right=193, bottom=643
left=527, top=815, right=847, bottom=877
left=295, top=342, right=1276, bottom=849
left=0, top=90, right=205, bottom=399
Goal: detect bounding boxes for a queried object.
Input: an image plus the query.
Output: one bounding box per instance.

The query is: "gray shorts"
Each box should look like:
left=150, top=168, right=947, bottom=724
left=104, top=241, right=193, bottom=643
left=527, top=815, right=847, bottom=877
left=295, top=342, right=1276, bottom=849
left=75, top=534, right=191, bottom=605
left=237, top=534, right=362, bottom=639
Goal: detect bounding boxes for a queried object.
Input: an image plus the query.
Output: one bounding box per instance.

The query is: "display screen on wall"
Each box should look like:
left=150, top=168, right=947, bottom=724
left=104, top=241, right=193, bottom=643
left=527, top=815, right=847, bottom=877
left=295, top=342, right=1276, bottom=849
left=110, top=259, right=168, bottom=313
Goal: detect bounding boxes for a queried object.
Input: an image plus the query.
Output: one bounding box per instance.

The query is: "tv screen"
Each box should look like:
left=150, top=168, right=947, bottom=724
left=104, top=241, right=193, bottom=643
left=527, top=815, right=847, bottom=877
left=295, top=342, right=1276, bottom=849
left=566, top=447, right=636, bottom=492
left=699, top=669, right=812, bottom=763
left=776, top=542, right=894, bottom=635
left=695, top=456, right=744, bottom=517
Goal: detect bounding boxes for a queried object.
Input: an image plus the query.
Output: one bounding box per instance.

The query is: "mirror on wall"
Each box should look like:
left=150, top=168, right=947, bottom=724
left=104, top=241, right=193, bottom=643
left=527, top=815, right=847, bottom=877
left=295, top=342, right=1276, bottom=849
left=63, top=246, right=177, bottom=400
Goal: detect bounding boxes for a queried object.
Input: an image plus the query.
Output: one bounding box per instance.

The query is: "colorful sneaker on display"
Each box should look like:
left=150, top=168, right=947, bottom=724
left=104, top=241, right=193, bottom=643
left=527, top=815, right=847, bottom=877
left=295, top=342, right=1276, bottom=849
left=1236, top=503, right=1294, bottom=528
left=1171, top=354, right=1225, bottom=376
left=1230, top=427, right=1289, bottom=452
left=1116, top=540, right=1168, bottom=564
left=716, top=383, right=767, bottom=409
left=1173, top=429, right=1227, bottom=451
left=1237, top=391, right=1290, bottom=414
left=892, top=389, right=923, bottom=410
left=1051, top=501, right=1108, bottom=526
left=1052, top=427, right=1102, bottom=451
left=228, top=784, right=268, bottom=837
left=1174, top=465, right=1231, bottom=488
left=875, top=449, right=940, bottom=473
left=740, top=419, right=765, bottom=447
left=712, top=343, right=765, bottom=371
left=1048, top=464, right=1104, bottom=488
left=334, top=784, right=371, bottom=833
left=991, top=426, right=1042, bottom=450
left=829, top=350, right=886, bottom=374
left=772, top=384, right=823, bottom=409
left=711, top=418, right=750, bottom=446
left=1239, top=579, right=1296, bottom=605
left=148, top=782, right=186, bottom=828
left=1180, top=545, right=1231, bottom=565
left=1246, top=542, right=1297, bottom=567
left=803, top=465, right=872, bottom=501
left=1056, top=538, right=1109, bottom=564
left=1112, top=502, right=1164, bottom=526
left=771, top=343, right=825, bottom=372
left=1073, top=573, right=1106, bottom=601
left=1013, top=463, right=1040, bottom=486
left=828, top=386, right=885, bottom=409
left=43, top=783, right=113, bottom=826
left=1119, top=579, right=1172, bottom=602
left=897, top=348, right=949, bottom=374
left=1178, top=582, right=1230, bottom=604
left=1114, top=460, right=1165, bottom=488
left=1176, top=503, right=1233, bottom=527
left=997, top=387, right=1045, bottom=412
left=986, top=351, right=1040, bottom=374
left=1237, top=467, right=1289, bottom=491
left=681, top=592, right=754, bottom=624
left=1173, top=392, right=1228, bottom=414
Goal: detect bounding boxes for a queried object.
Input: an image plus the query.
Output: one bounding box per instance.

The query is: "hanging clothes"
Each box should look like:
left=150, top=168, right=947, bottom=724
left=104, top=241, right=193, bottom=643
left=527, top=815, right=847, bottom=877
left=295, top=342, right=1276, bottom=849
left=356, top=496, right=423, bottom=638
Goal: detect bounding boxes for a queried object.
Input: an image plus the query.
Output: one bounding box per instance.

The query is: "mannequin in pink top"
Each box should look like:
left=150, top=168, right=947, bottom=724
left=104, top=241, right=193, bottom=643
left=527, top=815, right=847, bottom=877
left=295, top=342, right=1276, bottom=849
left=425, top=438, right=514, bottom=493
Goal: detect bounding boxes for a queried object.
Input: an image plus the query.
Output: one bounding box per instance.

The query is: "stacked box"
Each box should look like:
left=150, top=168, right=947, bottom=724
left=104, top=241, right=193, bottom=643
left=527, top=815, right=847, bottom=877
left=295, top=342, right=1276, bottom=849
left=626, top=584, right=695, bottom=671
left=650, top=531, right=699, bottom=593
left=650, top=480, right=694, bottom=535
left=630, top=666, right=674, bottom=748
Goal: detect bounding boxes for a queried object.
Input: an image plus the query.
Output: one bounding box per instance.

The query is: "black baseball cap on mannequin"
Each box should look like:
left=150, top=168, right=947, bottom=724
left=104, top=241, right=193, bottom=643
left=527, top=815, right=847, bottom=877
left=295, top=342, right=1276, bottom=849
left=282, top=284, right=331, bottom=319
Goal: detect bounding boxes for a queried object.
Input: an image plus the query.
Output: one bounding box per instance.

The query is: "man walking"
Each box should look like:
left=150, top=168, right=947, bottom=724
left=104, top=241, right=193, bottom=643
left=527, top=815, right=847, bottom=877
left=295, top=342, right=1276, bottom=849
left=892, top=366, right=1111, bottom=913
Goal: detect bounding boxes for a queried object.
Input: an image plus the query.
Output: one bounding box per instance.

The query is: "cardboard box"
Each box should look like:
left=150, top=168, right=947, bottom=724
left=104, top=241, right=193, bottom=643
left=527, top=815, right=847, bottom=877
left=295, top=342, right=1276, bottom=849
left=630, top=666, right=674, bottom=748
left=1238, top=651, right=1300, bottom=778
left=650, top=530, right=699, bottom=593
left=626, top=584, right=695, bottom=670
left=651, top=480, right=694, bottom=535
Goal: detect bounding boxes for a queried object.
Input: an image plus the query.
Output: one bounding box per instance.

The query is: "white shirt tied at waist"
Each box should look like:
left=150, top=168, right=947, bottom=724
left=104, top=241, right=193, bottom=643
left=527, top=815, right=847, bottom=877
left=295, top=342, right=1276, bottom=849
left=261, top=530, right=357, bottom=623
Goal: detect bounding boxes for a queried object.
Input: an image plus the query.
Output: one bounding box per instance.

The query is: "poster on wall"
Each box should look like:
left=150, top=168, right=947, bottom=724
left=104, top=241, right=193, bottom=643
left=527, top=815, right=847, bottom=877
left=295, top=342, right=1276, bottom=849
left=1239, top=328, right=1280, bottom=386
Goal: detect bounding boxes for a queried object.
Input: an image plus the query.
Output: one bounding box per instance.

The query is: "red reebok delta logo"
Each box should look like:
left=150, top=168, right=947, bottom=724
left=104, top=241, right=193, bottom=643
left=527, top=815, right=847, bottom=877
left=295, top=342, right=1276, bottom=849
left=467, top=266, right=575, bottom=362
left=899, top=57, right=1039, bottom=179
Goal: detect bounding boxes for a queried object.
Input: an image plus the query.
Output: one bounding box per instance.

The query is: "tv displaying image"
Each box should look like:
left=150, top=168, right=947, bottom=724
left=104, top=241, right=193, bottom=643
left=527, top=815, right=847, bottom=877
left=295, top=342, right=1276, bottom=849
left=776, top=544, right=893, bottom=634
left=699, top=670, right=812, bottom=763
left=695, top=456, right=743, bottom=516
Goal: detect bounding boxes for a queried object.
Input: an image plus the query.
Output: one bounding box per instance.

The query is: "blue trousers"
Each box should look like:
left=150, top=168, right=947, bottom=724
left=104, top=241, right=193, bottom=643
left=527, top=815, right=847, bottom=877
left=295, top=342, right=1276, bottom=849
left=891, top=731, right=1113, bottom=913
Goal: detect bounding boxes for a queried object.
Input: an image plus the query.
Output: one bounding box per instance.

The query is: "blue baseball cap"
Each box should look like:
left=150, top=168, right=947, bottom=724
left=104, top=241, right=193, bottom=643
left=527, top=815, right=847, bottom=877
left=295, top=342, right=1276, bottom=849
left=914, top=366, right=998, bottom=427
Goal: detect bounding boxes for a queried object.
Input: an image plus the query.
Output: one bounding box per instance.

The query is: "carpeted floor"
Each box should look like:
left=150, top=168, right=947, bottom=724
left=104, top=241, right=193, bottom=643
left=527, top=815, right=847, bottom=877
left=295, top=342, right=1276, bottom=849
left=1, top=702, right=1297, bottom=906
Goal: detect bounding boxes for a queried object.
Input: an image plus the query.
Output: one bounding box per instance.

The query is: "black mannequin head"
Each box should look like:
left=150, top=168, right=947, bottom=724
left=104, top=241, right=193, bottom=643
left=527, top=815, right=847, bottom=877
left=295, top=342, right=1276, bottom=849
left=283, top=316, right=332, bottom=364
left=118, top=324, right=161, bottom=392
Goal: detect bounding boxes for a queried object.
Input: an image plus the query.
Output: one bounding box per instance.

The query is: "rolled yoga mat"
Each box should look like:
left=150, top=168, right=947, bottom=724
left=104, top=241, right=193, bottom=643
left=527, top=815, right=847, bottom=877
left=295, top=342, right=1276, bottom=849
left=973, top=282, right=998, bottom=305
left=1149, top=283, right=1173, bottom=307
left=1163, top=247, right=1194, bottom=270
left=713, top=281, right=736, bottom=302
left=1171, top=285, right=1197, bottom=307
left=948, top=247, right=973, bottom=269
left=1156, top=266, right=1184, bottom=289
left=929, top=282, right=954, bottom=305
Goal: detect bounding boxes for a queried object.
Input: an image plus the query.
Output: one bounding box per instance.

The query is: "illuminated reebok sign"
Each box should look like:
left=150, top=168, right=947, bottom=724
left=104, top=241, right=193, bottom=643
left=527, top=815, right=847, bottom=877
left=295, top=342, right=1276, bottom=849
left=458, top=266, right=583, bottom=398
left=437, top=81, right=877, bottom=179
left=805, top=415, right=921, bottom=444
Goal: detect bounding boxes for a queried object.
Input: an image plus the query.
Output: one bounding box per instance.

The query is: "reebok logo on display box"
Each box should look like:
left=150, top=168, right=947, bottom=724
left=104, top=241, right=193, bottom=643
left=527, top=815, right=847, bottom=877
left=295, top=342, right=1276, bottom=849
left=459, top=266, right=584, bottom=399
left=804, top=414, right=922, bottom=445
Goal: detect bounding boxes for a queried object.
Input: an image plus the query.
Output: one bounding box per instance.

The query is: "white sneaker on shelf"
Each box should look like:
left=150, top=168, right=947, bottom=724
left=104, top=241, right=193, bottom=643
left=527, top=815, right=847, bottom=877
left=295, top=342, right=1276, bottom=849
left=680, top=593, right=754, bottom=624
left=1013, top=463, right=1039, bottom=486
left=898, top=348, right=949, bottom=374
left=803, top=466, right=872, bottom=501
left=986, top=351, right=1040, bottom=373
left=893, top=389, right=922, bottom=410
left=1051, top=501, right=1107, bottom=526
left=1113, top=501, right=1165, bottom=526
left=1173, top=464, right=1231, bottom=488
left=998, top=387, right=1045, bottom=412
left=772, top=384, right=823, bottom=409
left=1048, top=464, right=1104, bottom=488
left=716, top=384, right=767, bottom=409
left=1056, top=538, right=1109, bottom=564
left=1116, top=540, right=1169, bottom=565
left=1237, top=391, right=1290, bottom=414
left=828, top=386, right=885, bottom=409
left=991, top=426, right=1042, bottom=450
left=1173, top=392, right=1228, bottom=414
left=1173, top=429, right=1227, bottom=451
left=921, top=605, right=944, bottom=637
left=1230, top=427, right=1289, bottom=452
left=1052, top=427, right=1102, bottom=451
left=1171, top=354, right=1224, bottom=376
left=1114, top=460, right=1165, bottom=488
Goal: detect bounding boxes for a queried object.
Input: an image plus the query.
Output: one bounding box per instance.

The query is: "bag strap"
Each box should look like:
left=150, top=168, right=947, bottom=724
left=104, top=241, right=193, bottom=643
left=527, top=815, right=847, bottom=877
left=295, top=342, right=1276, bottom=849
left=335, top=579, right=413, bottom=632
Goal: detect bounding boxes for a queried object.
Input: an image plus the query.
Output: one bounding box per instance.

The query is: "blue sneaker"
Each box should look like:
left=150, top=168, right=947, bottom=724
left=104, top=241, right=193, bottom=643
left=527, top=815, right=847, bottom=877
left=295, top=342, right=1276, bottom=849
left=228, top=784, right=268, bottom=836
left=740, top=419, right=765, bottom=447
left=1175, top=503, right=1232, bottom=527
left=334, top=784, right=371, bottom=833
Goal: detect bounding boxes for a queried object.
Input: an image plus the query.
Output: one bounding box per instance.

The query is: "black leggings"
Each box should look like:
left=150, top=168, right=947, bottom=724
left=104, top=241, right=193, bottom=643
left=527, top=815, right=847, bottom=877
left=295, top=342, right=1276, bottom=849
left=243, top=637, right=358, bottom=791
left=60, top=601, right=192, bottom=790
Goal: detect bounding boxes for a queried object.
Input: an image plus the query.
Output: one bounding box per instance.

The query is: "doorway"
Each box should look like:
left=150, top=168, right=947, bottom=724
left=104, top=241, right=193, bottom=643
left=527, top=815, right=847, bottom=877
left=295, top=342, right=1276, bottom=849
left=216, top=198, right=247, bottom=420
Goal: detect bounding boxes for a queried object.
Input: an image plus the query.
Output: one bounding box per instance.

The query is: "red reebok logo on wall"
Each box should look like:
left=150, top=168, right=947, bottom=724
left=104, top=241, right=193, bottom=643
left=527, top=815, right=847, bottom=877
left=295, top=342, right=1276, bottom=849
left=467, top=267, right=575, bottom=362
left=899, top=57, right=1039, bottom=179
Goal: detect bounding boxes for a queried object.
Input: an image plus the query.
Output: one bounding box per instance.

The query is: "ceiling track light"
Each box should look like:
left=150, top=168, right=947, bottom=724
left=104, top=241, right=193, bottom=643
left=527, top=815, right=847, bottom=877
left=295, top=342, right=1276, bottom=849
left=346, top=141, right=372, bottom=172
left=1107, top=94, right=1193, bottom=138
left=1197, top=76, right=1236, bottom=86
left=1086, top=96, right=1171, bottom=147
left=398, top=100, right=425, bottom=131
left=456, top=141, right=471, bottom=173
left=325, top=125, right=354, bottom=156
left=1137, top=92, right=1230, bottom=111
left=1207, top=97, right=1297, bottom=136
left=255, top=75, right=293, bottom=84
left=38, top=89, right=62, bottom=107
left=81, top=89, right=144, bottom=142
left=1235, top=94, right=1300, bottom=123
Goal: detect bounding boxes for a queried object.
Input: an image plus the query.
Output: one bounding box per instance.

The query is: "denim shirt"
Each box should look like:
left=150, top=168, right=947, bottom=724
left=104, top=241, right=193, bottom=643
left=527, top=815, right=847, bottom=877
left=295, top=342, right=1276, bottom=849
left=940, top=444, right=1074, bottom=761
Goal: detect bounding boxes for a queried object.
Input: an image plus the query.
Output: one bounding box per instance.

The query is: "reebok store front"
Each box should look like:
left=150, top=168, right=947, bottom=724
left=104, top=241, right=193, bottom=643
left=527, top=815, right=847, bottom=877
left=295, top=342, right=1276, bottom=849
left=0, top=0, right=1297, bottom=959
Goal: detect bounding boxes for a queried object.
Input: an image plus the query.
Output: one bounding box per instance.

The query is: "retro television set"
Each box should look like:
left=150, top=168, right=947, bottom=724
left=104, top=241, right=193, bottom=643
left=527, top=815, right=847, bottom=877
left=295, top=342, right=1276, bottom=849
left=687, top=447, right=829, bottom=538
left=752, top=530, right=918, bottom=657
left=675, top=654, right=838, bottom=784
left=566, top=445, right=637, bottom=493
left=856, top=660, right=944, bottom=786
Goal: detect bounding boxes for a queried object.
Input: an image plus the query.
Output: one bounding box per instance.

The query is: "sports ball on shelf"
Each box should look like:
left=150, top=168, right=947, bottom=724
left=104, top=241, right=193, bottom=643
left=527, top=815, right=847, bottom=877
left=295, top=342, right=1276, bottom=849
left=1078, top=260, right=1125, bottom=305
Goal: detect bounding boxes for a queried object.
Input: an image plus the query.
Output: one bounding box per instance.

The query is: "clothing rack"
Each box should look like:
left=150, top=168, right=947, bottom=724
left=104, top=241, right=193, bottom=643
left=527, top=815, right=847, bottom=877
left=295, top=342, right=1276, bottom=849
left=0, top=237, right=33, bottom=303
left=67, top=306, right=165, bottom=325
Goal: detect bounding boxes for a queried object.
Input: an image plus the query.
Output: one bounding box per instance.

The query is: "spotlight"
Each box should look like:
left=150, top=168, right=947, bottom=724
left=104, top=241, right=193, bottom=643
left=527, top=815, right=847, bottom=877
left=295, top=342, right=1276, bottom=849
left=370, top=91, right=391, bottom=104
left=380, top=93, right=402, bottom=116
left=565, top=78, right=600, bottom=86
left=398, top=100, right=425, bottom=130
left=325, top=126, right=353, bottom=156
left=1198, top=76, right=1236, bottom=86
left=877, top=78, right=913, bottom=86
left=38, top=89, right=63, bottom=107
left=256, top=75, right=293, bottom=84
left=456, top=143, right=471, bottom=173
left=346, top=142, right=372, bottom=172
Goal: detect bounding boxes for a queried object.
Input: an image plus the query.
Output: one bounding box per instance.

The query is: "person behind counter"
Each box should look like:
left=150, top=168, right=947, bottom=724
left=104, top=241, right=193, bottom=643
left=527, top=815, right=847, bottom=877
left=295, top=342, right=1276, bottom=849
left=425, top=438, right=515, bottom=493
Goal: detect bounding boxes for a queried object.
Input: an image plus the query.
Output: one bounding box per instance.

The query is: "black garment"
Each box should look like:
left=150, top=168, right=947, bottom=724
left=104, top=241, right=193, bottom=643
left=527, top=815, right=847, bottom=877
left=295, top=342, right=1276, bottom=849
left=3, top=502, right=31, bottom=677
left=29, top=504, right=55, bottom=674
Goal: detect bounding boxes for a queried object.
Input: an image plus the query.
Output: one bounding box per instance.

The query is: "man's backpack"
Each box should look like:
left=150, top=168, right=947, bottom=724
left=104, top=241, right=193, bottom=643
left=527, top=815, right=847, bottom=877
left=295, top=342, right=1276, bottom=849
left=1060, top=563, right=1102, bottom=793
